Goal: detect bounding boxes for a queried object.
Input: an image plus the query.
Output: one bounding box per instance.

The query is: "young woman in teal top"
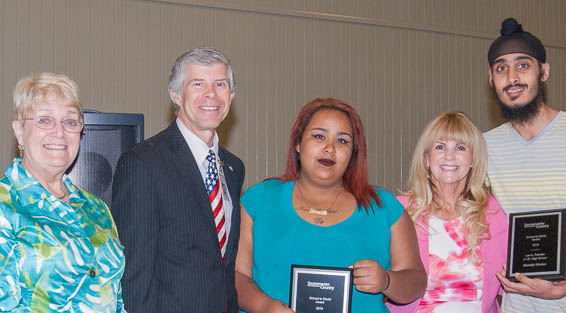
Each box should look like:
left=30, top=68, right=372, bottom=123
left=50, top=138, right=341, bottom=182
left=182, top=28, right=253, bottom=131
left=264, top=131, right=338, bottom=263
left=235, top=98, right=426, bottom=313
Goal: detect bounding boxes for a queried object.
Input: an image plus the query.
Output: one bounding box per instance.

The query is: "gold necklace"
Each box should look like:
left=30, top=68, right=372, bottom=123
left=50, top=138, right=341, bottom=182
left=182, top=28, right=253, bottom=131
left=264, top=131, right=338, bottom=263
left=295, top=182, right=343, bottom=215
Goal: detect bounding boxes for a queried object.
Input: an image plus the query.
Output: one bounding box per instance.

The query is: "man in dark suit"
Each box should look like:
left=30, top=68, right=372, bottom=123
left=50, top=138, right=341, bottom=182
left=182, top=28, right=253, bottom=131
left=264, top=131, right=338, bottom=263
left=112, top=47, right=245, bottom=313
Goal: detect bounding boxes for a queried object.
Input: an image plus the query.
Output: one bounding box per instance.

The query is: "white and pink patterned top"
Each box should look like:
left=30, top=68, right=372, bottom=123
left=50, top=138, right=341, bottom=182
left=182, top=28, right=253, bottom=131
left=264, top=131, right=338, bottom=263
left=417, top=215, right=483, bottom=313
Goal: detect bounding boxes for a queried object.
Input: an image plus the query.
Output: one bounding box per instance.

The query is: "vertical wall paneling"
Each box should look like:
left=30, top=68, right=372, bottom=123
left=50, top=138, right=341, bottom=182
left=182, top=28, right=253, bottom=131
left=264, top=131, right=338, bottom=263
left=76, top=0, right=91, bottom=107
left=3, top=1, right=18, bottom=163
left=28, top=1, right=41, bottom=72
left=160, top=6, right=172, bottom=126
left=102, top=0, right=116, bottom=112
left=1, top=0, right=565, bottom=193
left=125, top=0, right=139, bottom=116
left=65, top=0, right=79, bottom=82
left=148, top=2, right=162, bottom=131
left=138, top=2, right=151, bottom=133
left=17, top=1, right=30, bottom=77
left=53, top=0, right=67, bottom=74
left=114, top=0, right=127, bottom=115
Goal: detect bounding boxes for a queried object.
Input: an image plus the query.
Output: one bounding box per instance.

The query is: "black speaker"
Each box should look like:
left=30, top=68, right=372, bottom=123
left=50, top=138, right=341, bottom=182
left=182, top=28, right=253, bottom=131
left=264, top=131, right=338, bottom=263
left=66, top=111, right=144, bottom=208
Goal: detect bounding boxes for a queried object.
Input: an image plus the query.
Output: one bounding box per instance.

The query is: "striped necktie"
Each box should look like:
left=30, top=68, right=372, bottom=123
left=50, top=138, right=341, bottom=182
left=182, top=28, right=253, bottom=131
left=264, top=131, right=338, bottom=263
left=205, top=150, right=227, bottom=260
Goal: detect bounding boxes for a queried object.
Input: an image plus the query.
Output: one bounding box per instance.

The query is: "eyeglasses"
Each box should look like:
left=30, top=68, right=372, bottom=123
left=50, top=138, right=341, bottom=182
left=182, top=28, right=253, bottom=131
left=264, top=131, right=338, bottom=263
left=22, top=116, right=84, bottom=133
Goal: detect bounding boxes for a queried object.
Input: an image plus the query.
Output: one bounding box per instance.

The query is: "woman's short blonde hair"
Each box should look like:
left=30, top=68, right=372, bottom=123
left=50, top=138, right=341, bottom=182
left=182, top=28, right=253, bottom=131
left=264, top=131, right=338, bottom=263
left=13, top=73, right=83, bottom=121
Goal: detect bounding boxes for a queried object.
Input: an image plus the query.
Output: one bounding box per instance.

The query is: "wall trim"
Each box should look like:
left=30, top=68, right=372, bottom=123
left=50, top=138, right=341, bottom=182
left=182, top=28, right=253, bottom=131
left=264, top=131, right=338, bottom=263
left=153, top=0, right=566, bottom=49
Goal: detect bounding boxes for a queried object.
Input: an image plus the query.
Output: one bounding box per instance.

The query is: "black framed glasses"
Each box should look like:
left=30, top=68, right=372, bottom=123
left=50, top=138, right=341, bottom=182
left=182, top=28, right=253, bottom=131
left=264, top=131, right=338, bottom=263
left=22, top=116, right=84, bottom=133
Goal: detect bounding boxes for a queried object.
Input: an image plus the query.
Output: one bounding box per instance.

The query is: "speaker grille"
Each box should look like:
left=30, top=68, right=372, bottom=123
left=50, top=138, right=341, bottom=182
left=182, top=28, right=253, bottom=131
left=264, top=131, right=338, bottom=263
left=66, top=115, right=142, bottom=208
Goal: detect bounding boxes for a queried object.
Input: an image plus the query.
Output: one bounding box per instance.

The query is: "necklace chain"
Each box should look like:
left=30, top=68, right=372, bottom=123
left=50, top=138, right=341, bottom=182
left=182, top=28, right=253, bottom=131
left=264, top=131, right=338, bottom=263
left=295, top=181, right=343, bottom=215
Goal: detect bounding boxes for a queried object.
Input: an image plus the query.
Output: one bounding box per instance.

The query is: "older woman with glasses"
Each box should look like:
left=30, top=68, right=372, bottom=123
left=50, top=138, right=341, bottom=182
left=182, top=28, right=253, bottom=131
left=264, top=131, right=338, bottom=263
left=0, top=73, right=126, bottom=312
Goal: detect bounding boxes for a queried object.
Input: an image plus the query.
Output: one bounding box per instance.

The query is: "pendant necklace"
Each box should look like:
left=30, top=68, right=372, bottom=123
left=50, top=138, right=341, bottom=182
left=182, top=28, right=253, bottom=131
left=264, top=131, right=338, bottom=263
left=295, top=182, right=343, bottom=216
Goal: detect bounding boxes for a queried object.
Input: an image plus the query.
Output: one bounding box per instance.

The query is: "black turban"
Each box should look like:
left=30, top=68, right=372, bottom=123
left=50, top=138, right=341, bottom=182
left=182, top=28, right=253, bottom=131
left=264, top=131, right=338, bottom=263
left=487, top=17, right=546, bottom=66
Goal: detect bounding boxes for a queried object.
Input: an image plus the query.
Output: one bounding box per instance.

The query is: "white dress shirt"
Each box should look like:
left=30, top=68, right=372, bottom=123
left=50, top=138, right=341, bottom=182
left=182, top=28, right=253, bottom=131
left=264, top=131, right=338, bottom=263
left=176, top=118, right=233, bottom=239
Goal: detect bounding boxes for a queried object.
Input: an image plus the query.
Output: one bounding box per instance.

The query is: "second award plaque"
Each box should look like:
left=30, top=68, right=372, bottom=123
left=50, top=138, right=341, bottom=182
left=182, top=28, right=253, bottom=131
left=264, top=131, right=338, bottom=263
left=289, top=265, right=353, bottom=313
left=507, top=208, right=566, bottom=282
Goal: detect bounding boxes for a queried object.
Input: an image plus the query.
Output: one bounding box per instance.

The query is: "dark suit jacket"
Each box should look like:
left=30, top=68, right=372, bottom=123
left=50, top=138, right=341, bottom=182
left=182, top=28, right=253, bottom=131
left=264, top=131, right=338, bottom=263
left=111, top=122, right=245, bottom=313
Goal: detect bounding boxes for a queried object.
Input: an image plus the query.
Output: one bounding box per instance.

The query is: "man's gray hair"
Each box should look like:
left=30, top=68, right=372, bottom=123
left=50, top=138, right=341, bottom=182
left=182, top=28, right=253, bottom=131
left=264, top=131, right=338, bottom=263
left=168, top=47, right=236, bottom=109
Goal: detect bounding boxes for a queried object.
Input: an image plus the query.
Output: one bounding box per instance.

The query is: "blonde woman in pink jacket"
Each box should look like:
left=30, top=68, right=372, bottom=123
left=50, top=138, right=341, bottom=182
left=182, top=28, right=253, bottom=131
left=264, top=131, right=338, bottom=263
left=387, top=112, right=508, bottom=313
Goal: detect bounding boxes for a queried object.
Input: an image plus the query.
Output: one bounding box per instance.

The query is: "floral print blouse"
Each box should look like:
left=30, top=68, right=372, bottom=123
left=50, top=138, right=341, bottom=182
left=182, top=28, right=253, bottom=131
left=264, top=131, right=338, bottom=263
left=417, top=216, right=483, bottom=313
left=0, top=158, right=126, bottom=312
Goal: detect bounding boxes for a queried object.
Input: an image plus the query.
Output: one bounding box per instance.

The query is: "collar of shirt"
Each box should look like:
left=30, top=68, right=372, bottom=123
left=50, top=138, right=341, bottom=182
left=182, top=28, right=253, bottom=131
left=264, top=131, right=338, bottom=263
left=5, top=158, right=88, bottom=232
left=176, top=118, right=220, bottom=173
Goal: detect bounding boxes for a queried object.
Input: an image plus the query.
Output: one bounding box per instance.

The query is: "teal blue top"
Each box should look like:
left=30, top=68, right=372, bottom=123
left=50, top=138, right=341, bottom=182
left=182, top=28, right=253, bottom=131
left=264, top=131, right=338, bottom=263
left=241, top=179, right=404, bottom=313
left=0, top=158, right=126, bottom=312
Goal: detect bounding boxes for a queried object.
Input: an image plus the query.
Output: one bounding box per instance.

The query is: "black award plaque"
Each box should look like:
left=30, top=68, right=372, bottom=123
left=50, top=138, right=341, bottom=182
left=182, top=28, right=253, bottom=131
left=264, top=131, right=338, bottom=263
left=289, top=265, right=353, bottom=313
left=507, top=208, right=566, bottom=282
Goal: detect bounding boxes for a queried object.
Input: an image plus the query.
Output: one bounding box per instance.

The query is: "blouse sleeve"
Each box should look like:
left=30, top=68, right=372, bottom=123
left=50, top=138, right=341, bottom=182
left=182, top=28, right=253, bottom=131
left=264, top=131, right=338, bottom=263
left=0, top=207, right=23, bottom=312
left=240, top=181, right=267, bottom=220
left=487, top=195, right=509, bottom=239
left=376, top=188, right=405, bottom=227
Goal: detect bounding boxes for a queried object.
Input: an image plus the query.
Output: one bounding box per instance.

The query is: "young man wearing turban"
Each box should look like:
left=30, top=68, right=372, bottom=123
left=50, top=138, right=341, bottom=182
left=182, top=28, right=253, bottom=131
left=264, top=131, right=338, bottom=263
left=485, top=17, right=566, bottom=312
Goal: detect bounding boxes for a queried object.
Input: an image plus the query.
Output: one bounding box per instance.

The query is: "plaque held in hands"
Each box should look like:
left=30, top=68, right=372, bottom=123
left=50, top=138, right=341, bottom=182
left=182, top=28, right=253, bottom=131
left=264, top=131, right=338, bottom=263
left=507, top=209, right=566, bottom=282
left=289, top=265, right=353, bottom=313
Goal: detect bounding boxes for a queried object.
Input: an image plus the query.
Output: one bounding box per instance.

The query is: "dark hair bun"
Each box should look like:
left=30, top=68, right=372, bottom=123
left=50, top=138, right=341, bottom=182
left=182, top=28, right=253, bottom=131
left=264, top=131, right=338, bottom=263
left=500, top=17, right=523, bottom=36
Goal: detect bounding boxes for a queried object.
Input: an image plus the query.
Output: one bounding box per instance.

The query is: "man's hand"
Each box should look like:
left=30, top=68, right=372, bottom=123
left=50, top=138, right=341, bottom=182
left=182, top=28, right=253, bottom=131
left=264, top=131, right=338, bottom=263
left=496, top=266, right=566, bottom=299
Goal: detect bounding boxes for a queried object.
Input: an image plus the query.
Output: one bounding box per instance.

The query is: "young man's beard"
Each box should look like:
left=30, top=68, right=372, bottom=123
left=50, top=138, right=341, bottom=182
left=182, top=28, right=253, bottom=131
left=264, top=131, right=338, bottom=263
left=493, top=78, right=545, bottom=124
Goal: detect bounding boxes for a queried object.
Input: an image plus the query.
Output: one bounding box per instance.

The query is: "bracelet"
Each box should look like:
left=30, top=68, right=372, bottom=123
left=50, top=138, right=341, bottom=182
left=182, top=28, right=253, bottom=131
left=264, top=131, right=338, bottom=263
left=383, top=271, right=391, bottom=292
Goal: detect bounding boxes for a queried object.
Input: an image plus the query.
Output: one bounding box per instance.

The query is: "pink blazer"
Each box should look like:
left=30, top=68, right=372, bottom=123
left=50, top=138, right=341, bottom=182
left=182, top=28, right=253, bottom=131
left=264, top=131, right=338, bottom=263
left=387, top=195, right=508, bottom=313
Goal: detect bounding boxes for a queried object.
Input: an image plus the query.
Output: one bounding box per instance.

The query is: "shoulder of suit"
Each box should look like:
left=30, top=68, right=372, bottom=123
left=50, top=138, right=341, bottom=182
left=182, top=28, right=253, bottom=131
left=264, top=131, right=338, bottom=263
left=127, top=123, right=178, bottom=156
left=218, top=146, right=244, bottom=168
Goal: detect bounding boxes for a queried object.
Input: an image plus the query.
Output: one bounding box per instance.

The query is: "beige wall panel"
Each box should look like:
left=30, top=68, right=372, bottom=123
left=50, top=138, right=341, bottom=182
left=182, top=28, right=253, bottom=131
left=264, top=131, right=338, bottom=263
left=114, top=0, right=128, bottom=115
left=124, top=0, right=140, bottom=115
left=77, top=0, right=93, bottom=107
left=2, top=1, right=18, bottom=165
left=16, top=1, right=30, bottom=75
left=42, top=0, right=55, bottom=70
left=91, top=0, right=104, bottom=112
left=53, top=0, right=68, bottom=74
left=28, top=1, right=42, bottom=71
left=547, top=48, right=566, bottom=107
left=1, top=0, right=566, bottom=195
left=158, top=0, right=566, bottom=47
left=102, top=0, right=117, bottom=113
left=65, top=0, right=79, bottom=81
left=148, top=2, right=164, bottom=129
left=159, top=6, right=173, bottom=126
left=138, top=2, right=152, bottom=132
